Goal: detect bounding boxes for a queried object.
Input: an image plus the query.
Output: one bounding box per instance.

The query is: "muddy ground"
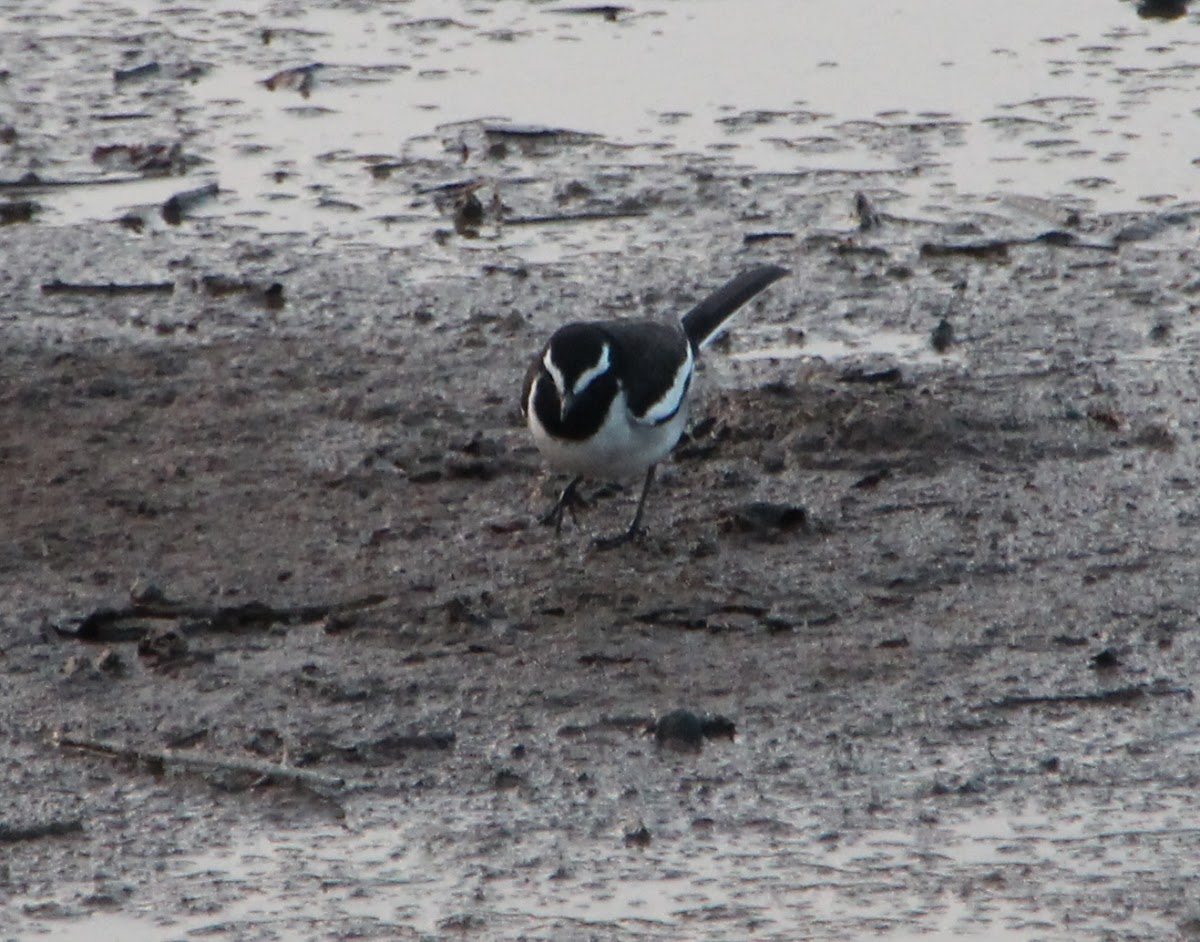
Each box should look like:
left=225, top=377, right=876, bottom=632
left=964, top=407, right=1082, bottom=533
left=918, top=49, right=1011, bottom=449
left=5, top=4, right=1200, bottom=939
left=4, top=184, right=1200, bottom=941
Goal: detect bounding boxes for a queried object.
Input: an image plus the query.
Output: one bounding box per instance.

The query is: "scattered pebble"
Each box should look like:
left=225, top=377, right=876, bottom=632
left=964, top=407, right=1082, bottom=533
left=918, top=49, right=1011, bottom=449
left=129, top=578, right=167, bottom=606
left=623, top=823, right=651, bottom=847
left=651, top=709, right=736, bottom=752
left=93, top=648, right=123, bottom=674
left=492, top=768, right=522, bottom=790
left=725, top=501, right=807, bottom=539
left=0, top=200, right=36, bottom=225
left=931, top=318, right=954, bottom=352
left=759, top=445, right=786, bottom=473
left=136, top=628, right=188, bottom=666
left=262, top=63, right=322, bottom=97
left=854, top=191, right=882, bottom=230
left=852, top=468, right=891, bottom=490
left=1149, top=321, right=1171, bottom=344
left=652, top=709, right=704, bottom=752
left=877, top=636, right=910, bottom=649
left=62, top=655, right=87, bottom=677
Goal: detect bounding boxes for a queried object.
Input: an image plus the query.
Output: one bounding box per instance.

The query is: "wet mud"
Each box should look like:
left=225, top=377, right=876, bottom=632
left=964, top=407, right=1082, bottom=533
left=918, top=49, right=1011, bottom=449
left=3, top=1, right=1200, bottom=940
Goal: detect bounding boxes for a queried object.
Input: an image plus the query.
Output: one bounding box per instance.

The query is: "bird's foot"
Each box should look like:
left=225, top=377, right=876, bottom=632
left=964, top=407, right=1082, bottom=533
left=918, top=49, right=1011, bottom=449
left=540, top=477, right=586, bottom=534
left=591, top=525, right=647, bottom=552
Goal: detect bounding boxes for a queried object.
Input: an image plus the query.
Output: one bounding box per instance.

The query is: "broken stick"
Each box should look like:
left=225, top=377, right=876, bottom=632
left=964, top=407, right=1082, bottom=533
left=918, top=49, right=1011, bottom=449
left=53, top=734, right=349, bottom=792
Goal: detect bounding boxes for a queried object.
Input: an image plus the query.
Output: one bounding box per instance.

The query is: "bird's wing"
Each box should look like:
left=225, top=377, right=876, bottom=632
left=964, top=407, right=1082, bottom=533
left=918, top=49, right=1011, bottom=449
left=603, top=321, right=694, bottom=426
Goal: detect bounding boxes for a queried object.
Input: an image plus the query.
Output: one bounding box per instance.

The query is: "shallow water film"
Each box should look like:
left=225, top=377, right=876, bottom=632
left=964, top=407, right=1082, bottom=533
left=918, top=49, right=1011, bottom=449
left=2, top=1, right=1200, bottom=940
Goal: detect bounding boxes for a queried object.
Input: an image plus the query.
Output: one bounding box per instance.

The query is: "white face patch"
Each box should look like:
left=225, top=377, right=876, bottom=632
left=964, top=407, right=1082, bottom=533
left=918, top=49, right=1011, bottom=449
left=637, top=344, right=694, bottom=425
left=571, top=342, right=612, bottom=398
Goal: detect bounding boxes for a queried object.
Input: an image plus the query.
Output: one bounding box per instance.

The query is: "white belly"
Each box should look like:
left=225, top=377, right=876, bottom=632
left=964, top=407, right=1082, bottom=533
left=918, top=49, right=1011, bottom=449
left=529, top=388, right=689, bottom=481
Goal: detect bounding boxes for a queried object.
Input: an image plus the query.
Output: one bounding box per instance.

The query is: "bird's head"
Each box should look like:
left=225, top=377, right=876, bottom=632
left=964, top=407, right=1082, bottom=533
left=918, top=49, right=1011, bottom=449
left=540, top=324, right=613, bottom=422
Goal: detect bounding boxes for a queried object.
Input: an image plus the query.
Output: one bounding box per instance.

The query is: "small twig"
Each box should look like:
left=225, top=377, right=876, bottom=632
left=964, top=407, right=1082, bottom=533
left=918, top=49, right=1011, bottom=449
left=920, top=240, right=1012, bottom=263
left=972, top=825, right=1200, bottom=846
left=1118, top=726, right=1200, bottom=752
left=0, top=818, right=84, bottom=843
left=1031, top=229, right=1118, bottom=252
left=505, top=209, right=648, bottom=226
left=482, top=124, right=597, bottom=140
left=414, top=177, right=479, bottom=195
left=974, top=684, right=1192, bottom=711
left=41, top=278, right=174, bottom=296
left=919, top=232, right=1119, bottom=263
left=840, top=367, right=903, bottom=385
left=0, top=173, right=146, bottom=190
left=743, top=230, right=795, bottom=244
left=113, top=61, right=160, bottom=83
left=546, top=6, right=631, bottom=21
left=53, top=591, right=389, bottom=642
left=54, top=734, right=348, bottom=792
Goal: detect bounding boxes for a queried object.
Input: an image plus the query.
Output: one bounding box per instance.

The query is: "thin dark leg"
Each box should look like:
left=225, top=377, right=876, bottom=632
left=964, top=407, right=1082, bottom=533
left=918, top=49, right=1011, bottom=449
left=540, top=476, right=584, bottom=534
left=593, top=465, right=656, bottom=551
left=626, top=464, right=656, bottom=535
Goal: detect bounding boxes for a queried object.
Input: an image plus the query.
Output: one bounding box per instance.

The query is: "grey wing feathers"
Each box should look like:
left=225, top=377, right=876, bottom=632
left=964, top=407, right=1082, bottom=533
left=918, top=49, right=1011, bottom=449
left=603, top=321, right=691, bottom=422
left=680, top=265, right=789, bottom=351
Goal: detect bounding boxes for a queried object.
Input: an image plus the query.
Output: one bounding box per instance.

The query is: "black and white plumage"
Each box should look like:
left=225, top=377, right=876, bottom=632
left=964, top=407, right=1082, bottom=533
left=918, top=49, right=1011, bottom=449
left=521, top=265, right=788, bottom=547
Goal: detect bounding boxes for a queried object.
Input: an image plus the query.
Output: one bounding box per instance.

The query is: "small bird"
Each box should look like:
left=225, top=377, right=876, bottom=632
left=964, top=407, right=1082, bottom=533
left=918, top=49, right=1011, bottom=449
left=521, top=265, right=788, bottom=548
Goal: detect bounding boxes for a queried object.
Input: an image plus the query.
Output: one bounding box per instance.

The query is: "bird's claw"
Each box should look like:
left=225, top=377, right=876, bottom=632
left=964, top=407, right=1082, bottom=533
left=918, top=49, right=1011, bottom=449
left=591, top=525, right=647, bottom=551
left=540, top=477, right=586, bottom=534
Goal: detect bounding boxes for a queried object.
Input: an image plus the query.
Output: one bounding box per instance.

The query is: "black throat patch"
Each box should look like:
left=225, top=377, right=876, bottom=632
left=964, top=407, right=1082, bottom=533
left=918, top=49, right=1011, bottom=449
left=532, top=366, right=619, bottom=441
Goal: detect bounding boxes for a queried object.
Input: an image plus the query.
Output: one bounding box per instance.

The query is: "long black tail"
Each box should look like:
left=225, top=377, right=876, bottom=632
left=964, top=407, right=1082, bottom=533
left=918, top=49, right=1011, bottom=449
left=681, top=264, right=788, bottom=351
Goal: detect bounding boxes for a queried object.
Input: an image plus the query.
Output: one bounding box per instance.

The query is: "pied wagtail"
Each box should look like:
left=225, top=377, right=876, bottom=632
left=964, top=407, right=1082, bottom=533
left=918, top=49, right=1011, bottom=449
left=521, top=264, right=788, bottom=548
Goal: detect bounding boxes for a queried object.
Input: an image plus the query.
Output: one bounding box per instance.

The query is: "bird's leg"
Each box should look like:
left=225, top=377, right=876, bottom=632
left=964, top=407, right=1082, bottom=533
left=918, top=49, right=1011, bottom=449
left=540, top=476, right=585, bottom=534
left=625, top=464, right=656, bottom=535
left=592, top=465, right=656, bottom=551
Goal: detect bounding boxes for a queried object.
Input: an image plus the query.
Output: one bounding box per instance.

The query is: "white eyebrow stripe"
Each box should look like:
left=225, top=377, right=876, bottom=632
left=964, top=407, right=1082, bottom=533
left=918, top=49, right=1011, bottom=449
left=543, top=348, right=567, bottom=396
left=635, top=344, right=693, bottom=425
left=571, top=342, right=611, bottom=397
